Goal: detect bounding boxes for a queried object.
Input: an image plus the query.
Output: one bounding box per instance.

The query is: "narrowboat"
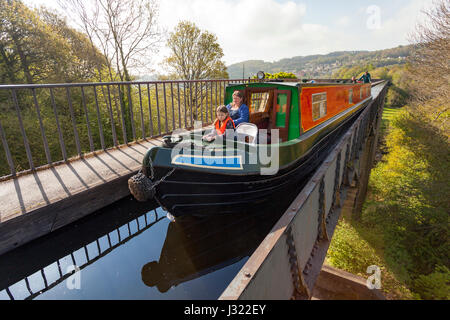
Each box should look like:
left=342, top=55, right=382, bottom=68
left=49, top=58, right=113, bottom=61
left=130, top=77, right=372, bottom=217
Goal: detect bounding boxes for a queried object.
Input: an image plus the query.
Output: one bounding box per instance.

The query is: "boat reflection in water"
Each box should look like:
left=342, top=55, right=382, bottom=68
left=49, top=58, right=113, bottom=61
left=141, top=202, right=287, bottom=293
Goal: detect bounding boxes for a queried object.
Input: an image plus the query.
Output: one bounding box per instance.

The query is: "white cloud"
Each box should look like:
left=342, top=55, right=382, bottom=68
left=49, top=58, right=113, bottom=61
left=157, top=0, right=435, bottom=69
left=23, top=0, right=438, bottom=73
left=371, top=0, right=435, bottom=45
left=347, top=0, right=436, bottom=51
left=158, top=0, right=315, bottom=65
left=336, top=16, right=350, bottom=26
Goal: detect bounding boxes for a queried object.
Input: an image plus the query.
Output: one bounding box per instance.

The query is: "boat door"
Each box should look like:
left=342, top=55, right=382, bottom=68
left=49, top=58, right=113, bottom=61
left=271, top=90, right=291, bottom=142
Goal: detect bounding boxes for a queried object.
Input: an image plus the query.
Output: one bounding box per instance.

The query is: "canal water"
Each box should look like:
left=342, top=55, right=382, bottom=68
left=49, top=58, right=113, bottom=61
left=0, top=193, right=294, bottom=300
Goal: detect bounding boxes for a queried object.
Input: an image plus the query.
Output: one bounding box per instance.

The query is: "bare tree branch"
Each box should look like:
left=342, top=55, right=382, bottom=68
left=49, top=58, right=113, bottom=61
left=58, top=0, right=163, bottom=81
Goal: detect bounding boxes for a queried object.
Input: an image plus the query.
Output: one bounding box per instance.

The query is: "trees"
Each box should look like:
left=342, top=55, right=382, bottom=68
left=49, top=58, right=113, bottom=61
left=164, top=21, right=228, bottom=80
left=408, top=0, right=449, bottom=124
left=58, top=0, right=163, bottom=82
left=163, top=21, right=228, bottom=121
left=350, top=1, right=449, bottom=300
left=0, top=0, right=106, bottom=84
left=38, top=8, right=108, bottom=83
left=58, top=0, right=164, bottom=138
left=0, top=0, right=65, bottom=84
left=332, top=64, right=375, bottom=79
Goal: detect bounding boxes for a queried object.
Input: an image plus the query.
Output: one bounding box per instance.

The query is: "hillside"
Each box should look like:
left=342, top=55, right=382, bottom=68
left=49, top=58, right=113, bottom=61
left=227, top=45, right=413, bottom=79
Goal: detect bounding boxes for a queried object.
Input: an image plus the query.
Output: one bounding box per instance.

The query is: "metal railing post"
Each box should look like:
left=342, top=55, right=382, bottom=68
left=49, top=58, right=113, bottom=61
left=127, top=84, right=136, bottom=141
left=138, top=84, right=145, bottom=139
left=106, top=85, right=118, bottom=147
left=32, top=88, right=52, bottom=164
left=155, top=83, right=162, bottom=135
left=11, top=89, right=34, bottom=170
left=146, top=84, right=154, bottom=137
left=170, top=82, right=175, bottom=131
left=93, top=86, right=106, bottom=150
left=81, top=86, right=95, bottom=152
left=0, top=78, right=255, bottom=177
left=177, top=82, right=182, bottom=129
left=50, top=88, right=68, bottom=161
left=162, top=82, right=169, bottom=133
left=0, top=118, right=16, bottom=175
left=117, top=85, right=128, bottom=144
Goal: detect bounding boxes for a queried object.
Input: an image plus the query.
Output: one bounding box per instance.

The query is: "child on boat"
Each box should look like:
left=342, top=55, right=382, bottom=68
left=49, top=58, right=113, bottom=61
left=203, top=105, right=236, bottom=142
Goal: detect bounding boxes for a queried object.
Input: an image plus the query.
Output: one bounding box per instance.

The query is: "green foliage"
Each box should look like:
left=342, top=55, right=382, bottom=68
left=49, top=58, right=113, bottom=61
left=227, top=45, right=412, bottom=79
left=327, top=89, right=448, bottom=299
left=326, top=4, right=449, bottom=296
left=327, top=220, right=382, bottom=275
left=359, top=108, right=450, bottom=299
left=164, top=21, right=228, bottom=80
left=326, top=215, right=415, bottom=299
left=252, top=71, right=297, bottom=80
left=333, top=64, right=411, bottom=108
left=332, top=64, right=374, bottom=79
left=413, top=266, right=450, bottom=300
left=0, top=0, right=107, bottom=84
left=265, top=71, right=297, bottom=79
left=383, top=65, right=410, bottom=107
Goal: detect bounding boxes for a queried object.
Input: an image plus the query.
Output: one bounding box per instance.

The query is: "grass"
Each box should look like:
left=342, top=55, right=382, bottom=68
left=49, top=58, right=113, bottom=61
left=325, top=219, right=415, bottom=299
left=325, top=102, right=450, bottom=300
left=380, top=104, right=403, bottom=137
left=325, top=103, right=412, bottom=299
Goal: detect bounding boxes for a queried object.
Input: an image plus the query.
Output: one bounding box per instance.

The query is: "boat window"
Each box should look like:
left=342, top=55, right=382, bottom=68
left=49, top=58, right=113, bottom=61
left=249, top=91, right=270, bottom=113
left=349, top=89, right=353, bottom=104
left=271, top=90, right=291, bottom=142
left=275, top=93, right=288, bottom=127
left=360, top=88, right=363, bottom=99
left=312, top=92, right=327, bottom=121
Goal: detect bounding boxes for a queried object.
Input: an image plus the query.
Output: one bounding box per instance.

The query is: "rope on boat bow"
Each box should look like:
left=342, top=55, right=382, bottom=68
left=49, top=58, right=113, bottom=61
left=128, top=156, right=176, bottom=202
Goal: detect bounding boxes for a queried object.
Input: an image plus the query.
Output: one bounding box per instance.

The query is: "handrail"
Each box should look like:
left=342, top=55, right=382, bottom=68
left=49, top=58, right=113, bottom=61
left=0, top=78, right=385, bottom=179
left=0, top=78, right=258, bottom=179
left=0, top=78, right=257, bottom=90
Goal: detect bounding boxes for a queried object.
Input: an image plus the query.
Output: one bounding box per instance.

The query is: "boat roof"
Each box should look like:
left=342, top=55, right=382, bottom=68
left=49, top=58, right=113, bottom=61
left=226, top=81, right=300, bottom=89
left=226, top=80, right=358, bottom=89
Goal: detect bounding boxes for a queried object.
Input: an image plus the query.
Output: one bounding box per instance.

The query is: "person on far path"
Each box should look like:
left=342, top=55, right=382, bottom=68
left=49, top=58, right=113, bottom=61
left=226, top=90, right=249, bottom=127
left=358, top=71, right=372, bottom=84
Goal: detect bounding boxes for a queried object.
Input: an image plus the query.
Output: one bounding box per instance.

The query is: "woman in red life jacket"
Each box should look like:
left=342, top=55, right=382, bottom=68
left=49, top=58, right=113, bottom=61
left=203, top=105, right=235, bottom=142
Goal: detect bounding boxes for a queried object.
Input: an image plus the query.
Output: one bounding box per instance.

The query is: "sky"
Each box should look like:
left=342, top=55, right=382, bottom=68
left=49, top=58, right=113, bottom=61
left=23, top=0, right=435, bottom=71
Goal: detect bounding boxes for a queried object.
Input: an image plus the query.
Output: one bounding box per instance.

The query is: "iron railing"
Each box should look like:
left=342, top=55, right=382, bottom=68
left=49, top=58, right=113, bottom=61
left=0, top=78, right=257, bottom=179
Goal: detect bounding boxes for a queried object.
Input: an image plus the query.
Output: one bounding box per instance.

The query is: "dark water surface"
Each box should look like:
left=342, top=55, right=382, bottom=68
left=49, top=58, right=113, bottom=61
left=0, top=195, right=288, bottom=300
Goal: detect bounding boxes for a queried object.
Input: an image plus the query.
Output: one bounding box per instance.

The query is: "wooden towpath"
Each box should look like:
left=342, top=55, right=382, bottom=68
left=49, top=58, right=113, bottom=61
left=0, top=137, right=164, bottom=255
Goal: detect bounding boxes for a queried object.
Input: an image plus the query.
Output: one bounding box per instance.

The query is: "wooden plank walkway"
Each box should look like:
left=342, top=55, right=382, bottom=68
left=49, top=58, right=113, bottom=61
left=0, top=137, right=164, bottom=255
